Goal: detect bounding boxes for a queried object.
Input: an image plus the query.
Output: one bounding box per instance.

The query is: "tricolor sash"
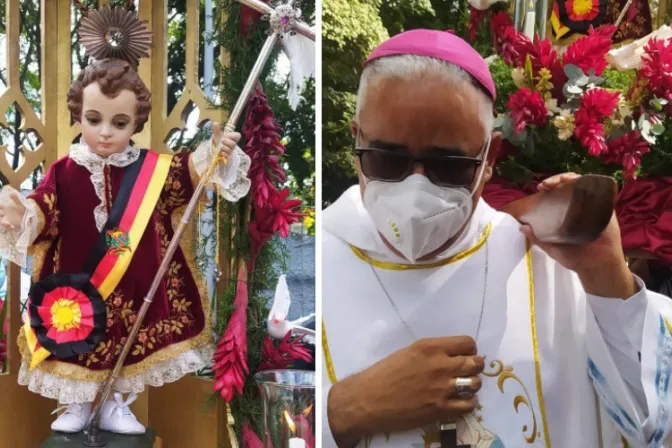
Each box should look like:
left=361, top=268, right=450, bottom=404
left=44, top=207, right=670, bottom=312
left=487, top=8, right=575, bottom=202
left=24, top=150, right=173, bottom=370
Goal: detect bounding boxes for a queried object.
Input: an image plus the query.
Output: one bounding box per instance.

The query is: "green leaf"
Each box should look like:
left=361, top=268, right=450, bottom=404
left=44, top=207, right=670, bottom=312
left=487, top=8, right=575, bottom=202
left=493, top=114, right=506, bottom=129
left=564, top=64, right=584, bottom=80
left=525, top=55, right=534, bottom=82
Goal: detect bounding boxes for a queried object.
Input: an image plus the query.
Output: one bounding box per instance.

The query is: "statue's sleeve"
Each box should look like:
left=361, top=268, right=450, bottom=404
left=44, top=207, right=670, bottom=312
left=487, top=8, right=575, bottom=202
left=189, top=139, right=251, bottom=203
left=0, top=163, right=60, bottom=268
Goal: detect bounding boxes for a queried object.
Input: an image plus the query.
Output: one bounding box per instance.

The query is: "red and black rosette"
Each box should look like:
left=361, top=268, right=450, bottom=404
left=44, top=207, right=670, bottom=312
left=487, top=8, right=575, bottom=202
left=28, top=273, right=106, bottom=359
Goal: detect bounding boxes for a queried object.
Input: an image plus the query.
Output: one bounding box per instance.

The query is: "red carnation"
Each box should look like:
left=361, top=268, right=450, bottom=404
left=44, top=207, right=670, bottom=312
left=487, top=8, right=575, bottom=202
left=579, top=88, right=620, bottom=119
left=603, top=131, right=651, bottom=179
left=563, top=28, right=613, bottom=76
left=507, top=89, right=548, bottom=133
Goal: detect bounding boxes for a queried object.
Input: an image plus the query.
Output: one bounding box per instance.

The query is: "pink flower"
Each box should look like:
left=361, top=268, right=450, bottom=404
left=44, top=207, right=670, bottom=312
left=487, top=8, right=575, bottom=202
left=213, top=265, right=249, bottom=403
left=603, top=131, right=651, bottom=179
left=639, top=38, right=672, bottom=108
left=507, top=89, right=548, bottom=133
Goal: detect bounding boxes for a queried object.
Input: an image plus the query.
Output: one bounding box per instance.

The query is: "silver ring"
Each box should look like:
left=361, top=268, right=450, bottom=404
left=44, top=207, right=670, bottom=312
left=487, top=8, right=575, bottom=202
left=455, top=377, right=474, bottom=397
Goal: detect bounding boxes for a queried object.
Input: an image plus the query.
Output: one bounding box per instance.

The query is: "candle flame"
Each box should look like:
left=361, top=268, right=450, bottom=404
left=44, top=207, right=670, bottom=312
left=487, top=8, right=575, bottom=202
left=302, top=404, right=313, bottom=416
left=284, top=409, right=297, bottom=433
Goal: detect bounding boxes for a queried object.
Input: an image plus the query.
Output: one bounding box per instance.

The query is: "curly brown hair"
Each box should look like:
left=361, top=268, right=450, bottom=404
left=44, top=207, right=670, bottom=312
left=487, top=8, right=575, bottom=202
left=67, top=58, right=151, bottom=133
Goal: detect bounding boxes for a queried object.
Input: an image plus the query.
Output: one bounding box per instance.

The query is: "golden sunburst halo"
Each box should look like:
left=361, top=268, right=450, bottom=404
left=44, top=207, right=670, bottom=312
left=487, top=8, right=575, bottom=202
left=79, top=5, right=152, bottom=67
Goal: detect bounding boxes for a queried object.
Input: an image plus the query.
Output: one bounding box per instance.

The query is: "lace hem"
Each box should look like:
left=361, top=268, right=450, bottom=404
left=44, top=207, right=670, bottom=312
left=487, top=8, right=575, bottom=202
left=0, top=187, right=39, bottom=268
left=192, top=140, right=251, bottom=203
left=18, top=344, right=215, bottom=404
left=69, top=143, right=141, bottom=232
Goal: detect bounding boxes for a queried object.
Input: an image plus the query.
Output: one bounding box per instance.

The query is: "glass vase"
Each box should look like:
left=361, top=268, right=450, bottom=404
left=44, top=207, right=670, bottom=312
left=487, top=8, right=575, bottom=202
left=254, top=369, right=315, bottom=448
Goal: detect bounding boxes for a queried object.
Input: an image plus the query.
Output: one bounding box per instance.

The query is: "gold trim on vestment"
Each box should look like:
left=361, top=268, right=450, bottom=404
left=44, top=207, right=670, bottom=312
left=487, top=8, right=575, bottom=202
left=18, top=198, right=214, bottom=382
left=526, top=241, right=552, bottom=447
left=322, top=320, right=337, bottom=384
left=349, top=223, right=492, bottom=271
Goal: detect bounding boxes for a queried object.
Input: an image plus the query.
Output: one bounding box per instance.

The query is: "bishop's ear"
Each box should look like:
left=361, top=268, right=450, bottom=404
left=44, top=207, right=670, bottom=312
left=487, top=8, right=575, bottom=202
left=350, top=120, right=359, bottom=140
left=483, top=131, right=502, bottom=183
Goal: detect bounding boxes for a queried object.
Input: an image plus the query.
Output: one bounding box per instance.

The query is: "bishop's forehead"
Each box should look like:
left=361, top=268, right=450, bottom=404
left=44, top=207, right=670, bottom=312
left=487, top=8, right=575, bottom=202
left=357, top=59, right=490, bottom=156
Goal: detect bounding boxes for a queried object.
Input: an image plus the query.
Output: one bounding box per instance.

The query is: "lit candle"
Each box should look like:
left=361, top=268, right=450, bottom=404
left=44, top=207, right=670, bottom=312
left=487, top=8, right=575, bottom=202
left=289, top=438, right=306, bottom=448
left=523, top=11, right=536, bottom=40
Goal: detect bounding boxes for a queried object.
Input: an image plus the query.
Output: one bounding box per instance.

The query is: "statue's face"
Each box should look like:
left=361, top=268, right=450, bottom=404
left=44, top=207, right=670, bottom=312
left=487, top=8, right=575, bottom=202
left=80, top=82, right=137, bottom=157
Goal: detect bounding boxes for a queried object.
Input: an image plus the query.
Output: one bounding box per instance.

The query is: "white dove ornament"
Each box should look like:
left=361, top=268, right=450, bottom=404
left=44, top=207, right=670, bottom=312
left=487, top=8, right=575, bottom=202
left=267, top=274, right=315, bottom=342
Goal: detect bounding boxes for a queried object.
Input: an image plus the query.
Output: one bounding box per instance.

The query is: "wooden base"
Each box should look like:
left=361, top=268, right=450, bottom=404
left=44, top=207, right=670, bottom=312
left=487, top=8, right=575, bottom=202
left=41, top=430, right=161, bottom=448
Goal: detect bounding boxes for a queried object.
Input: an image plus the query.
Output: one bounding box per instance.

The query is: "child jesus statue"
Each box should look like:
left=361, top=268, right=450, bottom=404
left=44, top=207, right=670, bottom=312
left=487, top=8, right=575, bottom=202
left=0, top=48, right=250, bottom=434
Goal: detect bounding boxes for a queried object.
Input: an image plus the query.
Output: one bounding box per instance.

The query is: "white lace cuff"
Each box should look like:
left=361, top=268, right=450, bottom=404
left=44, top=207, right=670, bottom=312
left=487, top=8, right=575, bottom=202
left=0, top=187, right=39, bottom=268
left=192, top=140, right=251, bottom=203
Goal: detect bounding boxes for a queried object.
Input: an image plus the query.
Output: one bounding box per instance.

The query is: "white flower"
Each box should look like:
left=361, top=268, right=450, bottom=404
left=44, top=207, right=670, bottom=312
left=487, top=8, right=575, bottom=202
left=512, top=68, right=527, bottom=89
left=545, top=98, right=561, bottom=116
left=553, top=109, right=575, bottom=141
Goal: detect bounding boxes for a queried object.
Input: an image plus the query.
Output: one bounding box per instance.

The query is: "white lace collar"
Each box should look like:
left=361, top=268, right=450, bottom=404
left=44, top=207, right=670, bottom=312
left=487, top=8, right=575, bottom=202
left=68, top=143, right=141, bottom=232
left=69, top=143, right=140, bottom=169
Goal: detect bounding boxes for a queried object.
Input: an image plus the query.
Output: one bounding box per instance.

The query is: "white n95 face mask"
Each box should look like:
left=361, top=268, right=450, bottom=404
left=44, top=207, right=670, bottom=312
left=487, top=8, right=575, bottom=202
left=361, top=138, right=490, bottom=263
left=363, top=175, right=474, bottom=262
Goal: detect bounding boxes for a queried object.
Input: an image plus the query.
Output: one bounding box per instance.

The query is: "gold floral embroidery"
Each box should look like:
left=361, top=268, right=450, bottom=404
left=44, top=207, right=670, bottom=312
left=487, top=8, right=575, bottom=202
left=42, top=192, right=60, bottom=238
left=483, top=359, right=539, bottom=444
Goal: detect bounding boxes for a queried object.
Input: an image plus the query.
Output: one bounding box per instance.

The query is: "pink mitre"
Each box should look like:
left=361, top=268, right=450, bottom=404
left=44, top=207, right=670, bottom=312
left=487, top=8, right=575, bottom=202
left=365, top=29, right=497, bottom=101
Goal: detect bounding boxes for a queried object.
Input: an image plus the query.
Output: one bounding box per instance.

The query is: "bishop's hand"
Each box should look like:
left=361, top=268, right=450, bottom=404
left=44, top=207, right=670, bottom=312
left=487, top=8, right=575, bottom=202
left=327, top=336, right=484, bottom=447
left=211, top=122, right=241, bottom=162
left=0, top=189, right=26, bottom=232
left=520, top=172, right=637, bottom=299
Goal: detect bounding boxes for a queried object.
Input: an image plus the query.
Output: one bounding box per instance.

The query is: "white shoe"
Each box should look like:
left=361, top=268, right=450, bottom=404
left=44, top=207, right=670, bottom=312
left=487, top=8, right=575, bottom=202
left=99, top=392, right=146, bottom=435
left=51, top=402, right=92, bottom=433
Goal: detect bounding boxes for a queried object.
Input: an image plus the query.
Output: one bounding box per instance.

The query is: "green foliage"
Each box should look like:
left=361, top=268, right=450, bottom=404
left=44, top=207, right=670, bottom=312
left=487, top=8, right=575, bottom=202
left=603, top=68, right=637, bottom=92
left=489, top=57, right=518, bottom=114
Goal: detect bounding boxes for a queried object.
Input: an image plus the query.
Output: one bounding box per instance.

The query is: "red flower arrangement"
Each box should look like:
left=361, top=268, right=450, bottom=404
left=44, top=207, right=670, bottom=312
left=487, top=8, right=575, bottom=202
left=563, top=27, right=613, bottom=76
left=508, top=89, right=548, bottom=133
left=603, top=131, right=651, bottom=179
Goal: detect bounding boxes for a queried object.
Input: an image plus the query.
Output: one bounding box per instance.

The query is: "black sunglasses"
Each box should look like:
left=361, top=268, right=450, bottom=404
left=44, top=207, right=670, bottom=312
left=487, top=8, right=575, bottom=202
left=354, top=147, right=484, bottom=188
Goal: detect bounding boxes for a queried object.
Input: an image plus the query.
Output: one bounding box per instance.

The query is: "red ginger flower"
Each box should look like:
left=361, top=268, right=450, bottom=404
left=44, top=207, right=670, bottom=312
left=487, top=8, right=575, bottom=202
left=507, top=89, right=548, bottom=133
left=248, top=187, right=303, bottom=270
left=532, top=37, right=567, bottom=100
left=574, top=120, right=608, bottom=156
left=640, top=38, right=672, bottom=108
left=491, top=11, right=513, bottom=55
left=563, top=27, right=613, bottom=76
left=212, top=264, right=249, bottom=403
left=243, top=84, right=287, bottom=208
left=469, top=6, right=488, bottom=42
left=603, top=131, right=651, bottom=180
left=499, top=27, right=535, bottom=67
left=242, top=422, right=264, bottom=448
left=578, top=88, right=620, bottom=119
left=259, top=332, right=312, bottom=371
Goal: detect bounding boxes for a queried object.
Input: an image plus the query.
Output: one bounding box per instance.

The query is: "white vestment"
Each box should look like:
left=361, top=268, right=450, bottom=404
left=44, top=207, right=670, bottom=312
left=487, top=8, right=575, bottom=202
left=321, top=185, right=672, bottom=448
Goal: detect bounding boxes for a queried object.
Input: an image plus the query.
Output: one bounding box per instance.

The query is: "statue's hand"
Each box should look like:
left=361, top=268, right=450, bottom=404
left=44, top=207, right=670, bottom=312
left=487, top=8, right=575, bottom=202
left=211, top=122, right=241, bottom=162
